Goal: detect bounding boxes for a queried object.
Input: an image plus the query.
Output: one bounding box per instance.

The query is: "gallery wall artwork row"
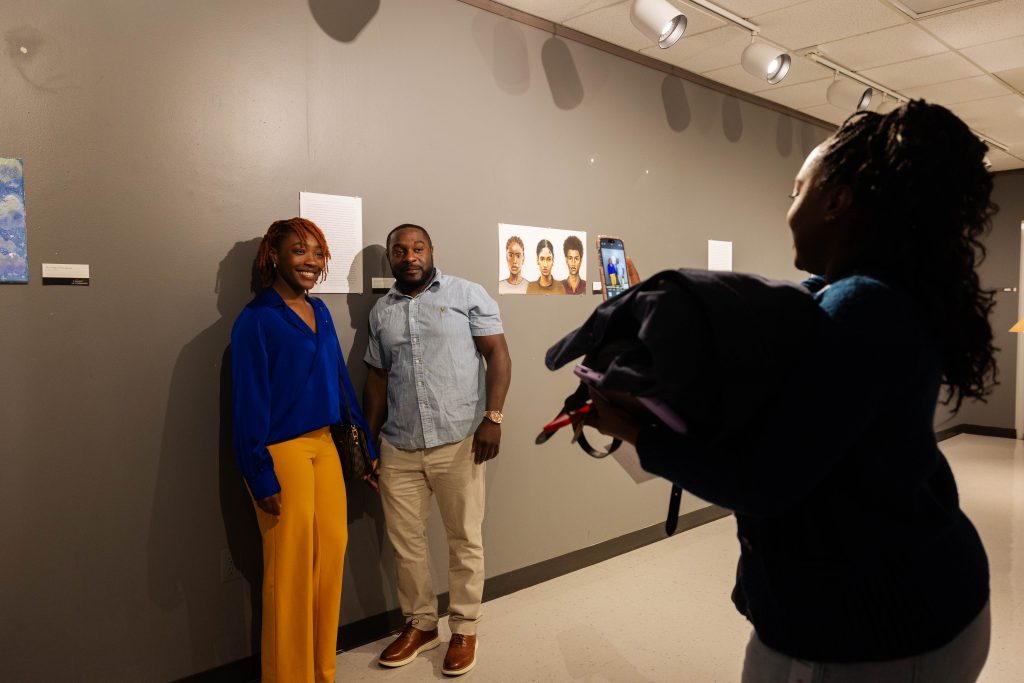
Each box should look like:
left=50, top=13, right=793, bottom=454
left=0, top=158, right=28, bottom=284
left=498, top=223, right=588, bottom=296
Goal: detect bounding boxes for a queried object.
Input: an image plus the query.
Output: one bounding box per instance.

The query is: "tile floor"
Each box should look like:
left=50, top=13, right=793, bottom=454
left=335, top=434, right=1024, bottom=681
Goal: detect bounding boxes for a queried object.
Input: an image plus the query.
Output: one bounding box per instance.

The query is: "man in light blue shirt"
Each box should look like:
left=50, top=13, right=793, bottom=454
left=364, top=224, right=511, bottom=676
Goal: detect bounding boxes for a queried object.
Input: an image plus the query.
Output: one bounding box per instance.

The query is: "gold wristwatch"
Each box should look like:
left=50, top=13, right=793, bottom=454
left=483, top=410, right=503, bottom=425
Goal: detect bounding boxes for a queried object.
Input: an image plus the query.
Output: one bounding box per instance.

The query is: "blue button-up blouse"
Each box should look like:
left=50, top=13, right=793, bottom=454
left=231, top=287, right=376, bottom=500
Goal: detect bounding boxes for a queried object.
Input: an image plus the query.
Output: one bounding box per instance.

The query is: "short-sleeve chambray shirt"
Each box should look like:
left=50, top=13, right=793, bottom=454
left=365, top=269, right=504, bottom=450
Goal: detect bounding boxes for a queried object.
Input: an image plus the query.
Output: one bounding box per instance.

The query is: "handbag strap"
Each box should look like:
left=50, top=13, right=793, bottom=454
left=337, top=355, right=357, bottom=427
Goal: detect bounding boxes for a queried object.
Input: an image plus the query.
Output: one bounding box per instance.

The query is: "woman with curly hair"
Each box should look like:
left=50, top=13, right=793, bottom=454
left=590, top=100, right=995, bottom=681
left=231, top=217, right=377, bottom=683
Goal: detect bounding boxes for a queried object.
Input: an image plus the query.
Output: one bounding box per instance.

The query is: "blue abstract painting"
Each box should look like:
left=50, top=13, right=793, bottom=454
left=0, top=157, right=28, bottom=283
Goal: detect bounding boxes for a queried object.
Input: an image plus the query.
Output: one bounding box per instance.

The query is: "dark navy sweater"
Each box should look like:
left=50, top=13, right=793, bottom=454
left=636, top=274, right=989, bottom=662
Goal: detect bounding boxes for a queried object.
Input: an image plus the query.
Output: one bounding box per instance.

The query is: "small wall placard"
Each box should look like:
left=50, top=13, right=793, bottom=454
left=41, top=263, right=90, bottom=286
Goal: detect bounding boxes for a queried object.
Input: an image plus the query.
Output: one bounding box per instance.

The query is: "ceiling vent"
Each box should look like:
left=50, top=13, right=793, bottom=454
left=886, top=0, right=1001, bottom=19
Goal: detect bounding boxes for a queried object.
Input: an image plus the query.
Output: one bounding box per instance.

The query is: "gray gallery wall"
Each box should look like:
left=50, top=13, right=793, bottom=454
left=0, top=0, right=1017, bottom=680
left=947, top=169, right=1024, bottom=431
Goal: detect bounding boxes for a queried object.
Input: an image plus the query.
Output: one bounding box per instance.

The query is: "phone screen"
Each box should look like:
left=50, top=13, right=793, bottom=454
left=598, top=237, right=629, bottom=299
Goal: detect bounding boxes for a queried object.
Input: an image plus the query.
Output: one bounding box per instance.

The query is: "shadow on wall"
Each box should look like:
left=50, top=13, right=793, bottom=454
left=722, top=96, right=743, bottom=143
left=801, top=121, right=823, bottom=157
left=308, top=0, right=380, bottom=43
left=662, top=76, right=692, bottom=132
left=146, top=238, right=263, bottom=674
left=472, top=13, right=530, bottom=95
left=776, top=113, right=793, bottom=158
left=4, top=25, right=79, bottom=93
left=542, top=37, right=584, bottom=111
left=336, top=243, right=401, bottom=626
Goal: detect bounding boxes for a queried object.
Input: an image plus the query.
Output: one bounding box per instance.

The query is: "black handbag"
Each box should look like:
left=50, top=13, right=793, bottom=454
left=332, top=398, right=373, bottom=481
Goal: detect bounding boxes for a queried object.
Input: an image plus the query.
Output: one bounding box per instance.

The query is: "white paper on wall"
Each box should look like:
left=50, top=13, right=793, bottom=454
left=301, top=192, right=363, bottom=294
left=708, top=239, right=733, bottom=272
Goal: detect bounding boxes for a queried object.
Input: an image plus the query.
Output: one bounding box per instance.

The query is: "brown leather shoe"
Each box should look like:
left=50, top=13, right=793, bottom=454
left=378, top=623, right=441, bottom=668
left=442, top=634, right=477, bottom=676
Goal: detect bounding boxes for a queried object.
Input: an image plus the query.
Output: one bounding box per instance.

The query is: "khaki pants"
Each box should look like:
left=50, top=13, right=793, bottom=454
left=378, top=436, right=486, bottom=635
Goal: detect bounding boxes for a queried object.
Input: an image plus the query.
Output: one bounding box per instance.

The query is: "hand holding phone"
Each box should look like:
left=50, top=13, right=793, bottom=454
left=573, top=364, right=687, bottom=434
left=597, top=235, right=631, bottom=300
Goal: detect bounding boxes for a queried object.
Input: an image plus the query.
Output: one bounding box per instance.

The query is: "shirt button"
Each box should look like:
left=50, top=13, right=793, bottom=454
left=415, top=359, right=421, bottom=364
left=410, top=317, right=415, bottom=322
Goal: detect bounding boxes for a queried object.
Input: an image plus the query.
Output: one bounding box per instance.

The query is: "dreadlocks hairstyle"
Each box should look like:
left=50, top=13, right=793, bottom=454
left=251, top=217, right=332, bottom=293
left=817, top=99, right=998, bottom=411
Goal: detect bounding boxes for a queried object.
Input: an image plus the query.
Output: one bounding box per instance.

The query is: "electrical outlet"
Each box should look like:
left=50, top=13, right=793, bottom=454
left=221, top=549, right=242, bottom=582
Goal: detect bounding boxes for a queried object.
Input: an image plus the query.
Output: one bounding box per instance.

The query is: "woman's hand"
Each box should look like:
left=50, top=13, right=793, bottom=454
left=363, top=459, right=380, bottom=493
left=626, top=256, right=640, bottom=286
left=257, top=493, right=282, bottom=516
left=585, top=389, right=643, bottom=446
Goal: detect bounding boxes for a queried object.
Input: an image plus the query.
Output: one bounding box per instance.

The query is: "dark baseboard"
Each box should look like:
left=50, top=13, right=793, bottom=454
left=178, top=504, right=730, bottom=682
left=959, top=424, right=1017, bottom=439
left=936, top=423, right=1016, bottom=442
left=175, top=657, right=258, bottom=683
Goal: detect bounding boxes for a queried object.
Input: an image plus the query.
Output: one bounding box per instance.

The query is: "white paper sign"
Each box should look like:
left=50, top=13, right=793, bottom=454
left=708, top=240, right=733, bottom=272
left=300, top=192, right=363, bottom=294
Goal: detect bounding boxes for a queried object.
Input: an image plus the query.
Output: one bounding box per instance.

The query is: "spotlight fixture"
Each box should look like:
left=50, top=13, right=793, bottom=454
left=630, top=0, right=686, bottom=49
left=875, top=95, right=902, bottom=114
left=740, top=41, right=791, bottom=84
left=826, top=76, right=874, bottom=112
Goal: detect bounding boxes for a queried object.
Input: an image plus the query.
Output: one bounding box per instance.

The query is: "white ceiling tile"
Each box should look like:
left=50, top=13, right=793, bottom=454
left=983, top=148, right=1023, bottom=172
left=752, top=0, right=906, bottom=50
left=947, top=94, right=1024, bottom=144
left=903, top=74, right=1013, bottom=106
left=860, top=51, right=984, bottom=90
left=995, top=66, right=1024, bottom=92
left=800, top=102, right=852, bottom=125
left=502, top=0, right=623, bottom=23
left=563, top=2, right=659, bottom=51
left=816, top=24, right=947, bottom=70
left=756, top=77, right=832, bottom=108
left=640, top=25, right=751, bottom=74
left=693, top=0, right=806, bottom=18
left=961, top=36, right=1024, bottom=73
left=918, top=0, right=1024, bottom=49
left=669, top=0, right=732, bottom=35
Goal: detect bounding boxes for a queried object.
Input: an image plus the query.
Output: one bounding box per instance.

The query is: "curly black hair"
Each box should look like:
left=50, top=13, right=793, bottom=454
left=816, top=99, right=998, bottom=411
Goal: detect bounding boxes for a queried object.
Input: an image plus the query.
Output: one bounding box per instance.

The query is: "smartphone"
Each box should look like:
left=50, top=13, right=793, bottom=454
left=596, top=235, right=630, bottom=300
left=573, top=364, right=687, bottom=434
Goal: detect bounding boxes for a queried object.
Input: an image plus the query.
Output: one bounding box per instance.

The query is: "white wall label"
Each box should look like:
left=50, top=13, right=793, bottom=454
left=41, top=263, right=90, bottom=286
left=708, top=240, right=733, bottom=271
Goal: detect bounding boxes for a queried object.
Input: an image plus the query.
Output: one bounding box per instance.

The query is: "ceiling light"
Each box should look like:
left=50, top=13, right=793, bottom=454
left=630, top=0, right=686, bottom=49
left=826, top=76, right=874, bottom=112
left=740, top=42, right=791, bottom=85
left=875, top=95, right=902, bottom=114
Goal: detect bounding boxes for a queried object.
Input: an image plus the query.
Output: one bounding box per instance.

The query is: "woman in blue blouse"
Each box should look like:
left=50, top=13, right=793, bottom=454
left=231, top=217, right=377, bottom=683
left=590, top=101, right=995, bottom=681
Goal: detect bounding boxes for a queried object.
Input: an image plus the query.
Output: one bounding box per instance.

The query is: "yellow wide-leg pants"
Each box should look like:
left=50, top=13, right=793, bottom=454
left=254, top=427, right=347, bottom=683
